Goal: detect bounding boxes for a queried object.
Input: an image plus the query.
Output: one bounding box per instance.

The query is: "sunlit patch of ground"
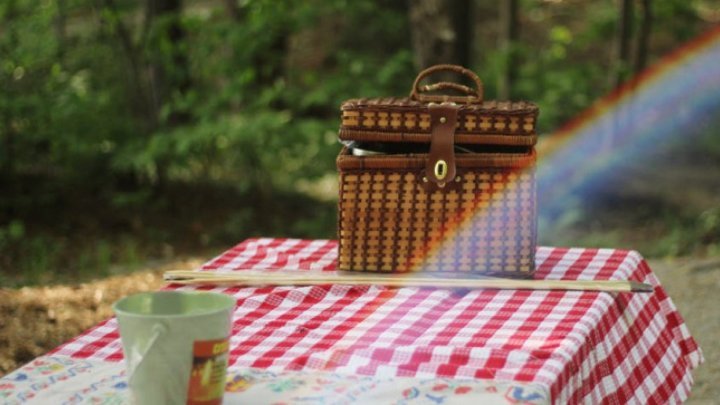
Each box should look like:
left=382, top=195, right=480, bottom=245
left=650, top=257, right=720, bottom=404
left=0, top=257, right=204, bottom=376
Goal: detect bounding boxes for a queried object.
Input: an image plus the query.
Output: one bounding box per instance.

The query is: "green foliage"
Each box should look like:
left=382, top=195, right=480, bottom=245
left=0, top=0, right=716, bottom=285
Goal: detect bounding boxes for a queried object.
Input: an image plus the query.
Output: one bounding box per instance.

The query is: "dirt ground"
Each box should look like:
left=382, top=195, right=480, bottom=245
left=0, top=258, right=202, bottom=377
left=650, top=257, right=720, bottom=404
left=0, top=256, right=717, bottom=403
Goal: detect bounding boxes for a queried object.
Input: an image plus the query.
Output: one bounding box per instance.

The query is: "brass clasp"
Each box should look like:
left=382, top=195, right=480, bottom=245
left=434, top=160, right=448, bottom=180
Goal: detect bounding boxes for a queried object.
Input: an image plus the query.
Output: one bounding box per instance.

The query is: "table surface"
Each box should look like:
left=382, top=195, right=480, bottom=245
left=1, top=238, right=703, bottom=404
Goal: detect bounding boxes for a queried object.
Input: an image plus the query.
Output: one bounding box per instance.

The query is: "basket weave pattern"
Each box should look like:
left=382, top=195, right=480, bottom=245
left=341, top=99, right=537, bottom=135
left=336, top=65, right=538, bottom=277
left=338, top=165, right=536, bottom=276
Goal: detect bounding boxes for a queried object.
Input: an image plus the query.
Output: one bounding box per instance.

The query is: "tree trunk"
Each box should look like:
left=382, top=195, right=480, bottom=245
left=612, top=0, right=634, bottom=89
left=55, top=0, right=67, bottom=59
left=497, top=0, right=519, bottom=100
left=408, top=0, right=473, bottom=71
left=634, top=0, right=652, bottom=74
left=254, top=31, right=288, bottom=90
left=98, top=0, right=153, bottom=126
left=1, top=0, right=19, bottom=184
left=144, top=0, right=191, bottom=188
left=224, top=0, right=242, bottom=22
left=146, top=0, right=191, bottom=128
left=451, top=0, right=473, bottom=69
left=607, top=0, right=636, bottom=151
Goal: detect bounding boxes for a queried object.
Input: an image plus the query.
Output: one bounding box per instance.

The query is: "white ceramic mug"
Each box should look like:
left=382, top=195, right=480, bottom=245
left=113, top=291, right=235, bottom=405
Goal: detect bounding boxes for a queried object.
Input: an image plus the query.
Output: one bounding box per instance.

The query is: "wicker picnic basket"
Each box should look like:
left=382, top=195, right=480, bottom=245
left=336, top=64, right=539, bottom=278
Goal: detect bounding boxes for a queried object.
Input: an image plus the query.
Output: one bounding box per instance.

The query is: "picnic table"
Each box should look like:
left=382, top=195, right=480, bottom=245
left=0, top=238, right=702, bottom=404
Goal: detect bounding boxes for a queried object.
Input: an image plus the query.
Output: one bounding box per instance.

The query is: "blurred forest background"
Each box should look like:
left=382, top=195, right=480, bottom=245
left=1, top=0, right=719, bottom=287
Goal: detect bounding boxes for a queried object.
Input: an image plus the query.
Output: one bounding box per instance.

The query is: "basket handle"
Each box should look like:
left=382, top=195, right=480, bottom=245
left=409, top=64, right=484, bottom=104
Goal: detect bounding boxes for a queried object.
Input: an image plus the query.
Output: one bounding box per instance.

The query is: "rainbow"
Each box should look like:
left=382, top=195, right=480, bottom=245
left=416, top=25, right=720, bottom=272
left=537, top=24, right=720, bottom=219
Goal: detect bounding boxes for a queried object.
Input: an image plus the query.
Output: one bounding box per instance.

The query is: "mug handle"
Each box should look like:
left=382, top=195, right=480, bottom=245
left=127, top=322, right=168, bottom=384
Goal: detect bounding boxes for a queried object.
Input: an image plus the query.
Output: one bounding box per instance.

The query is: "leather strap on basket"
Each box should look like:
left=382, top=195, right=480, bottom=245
left=410, top=64, right=484, bottom=104
left=424, top=104, right=458, bottom=190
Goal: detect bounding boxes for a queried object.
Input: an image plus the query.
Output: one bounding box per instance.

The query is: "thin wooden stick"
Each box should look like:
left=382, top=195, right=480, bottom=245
left=164, top=270, right=653, bottom=293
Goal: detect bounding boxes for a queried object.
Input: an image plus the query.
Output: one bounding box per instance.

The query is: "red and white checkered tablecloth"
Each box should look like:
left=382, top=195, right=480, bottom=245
left=52, top=238, right=702, bottom=404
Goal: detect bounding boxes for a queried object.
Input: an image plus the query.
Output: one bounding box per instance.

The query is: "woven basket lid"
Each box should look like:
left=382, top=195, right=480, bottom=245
left=339, top=65, right=538, bottom=146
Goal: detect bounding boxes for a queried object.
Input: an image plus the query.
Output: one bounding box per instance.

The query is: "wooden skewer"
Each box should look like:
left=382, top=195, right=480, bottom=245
left=163, top=270, right=653, bottom=293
